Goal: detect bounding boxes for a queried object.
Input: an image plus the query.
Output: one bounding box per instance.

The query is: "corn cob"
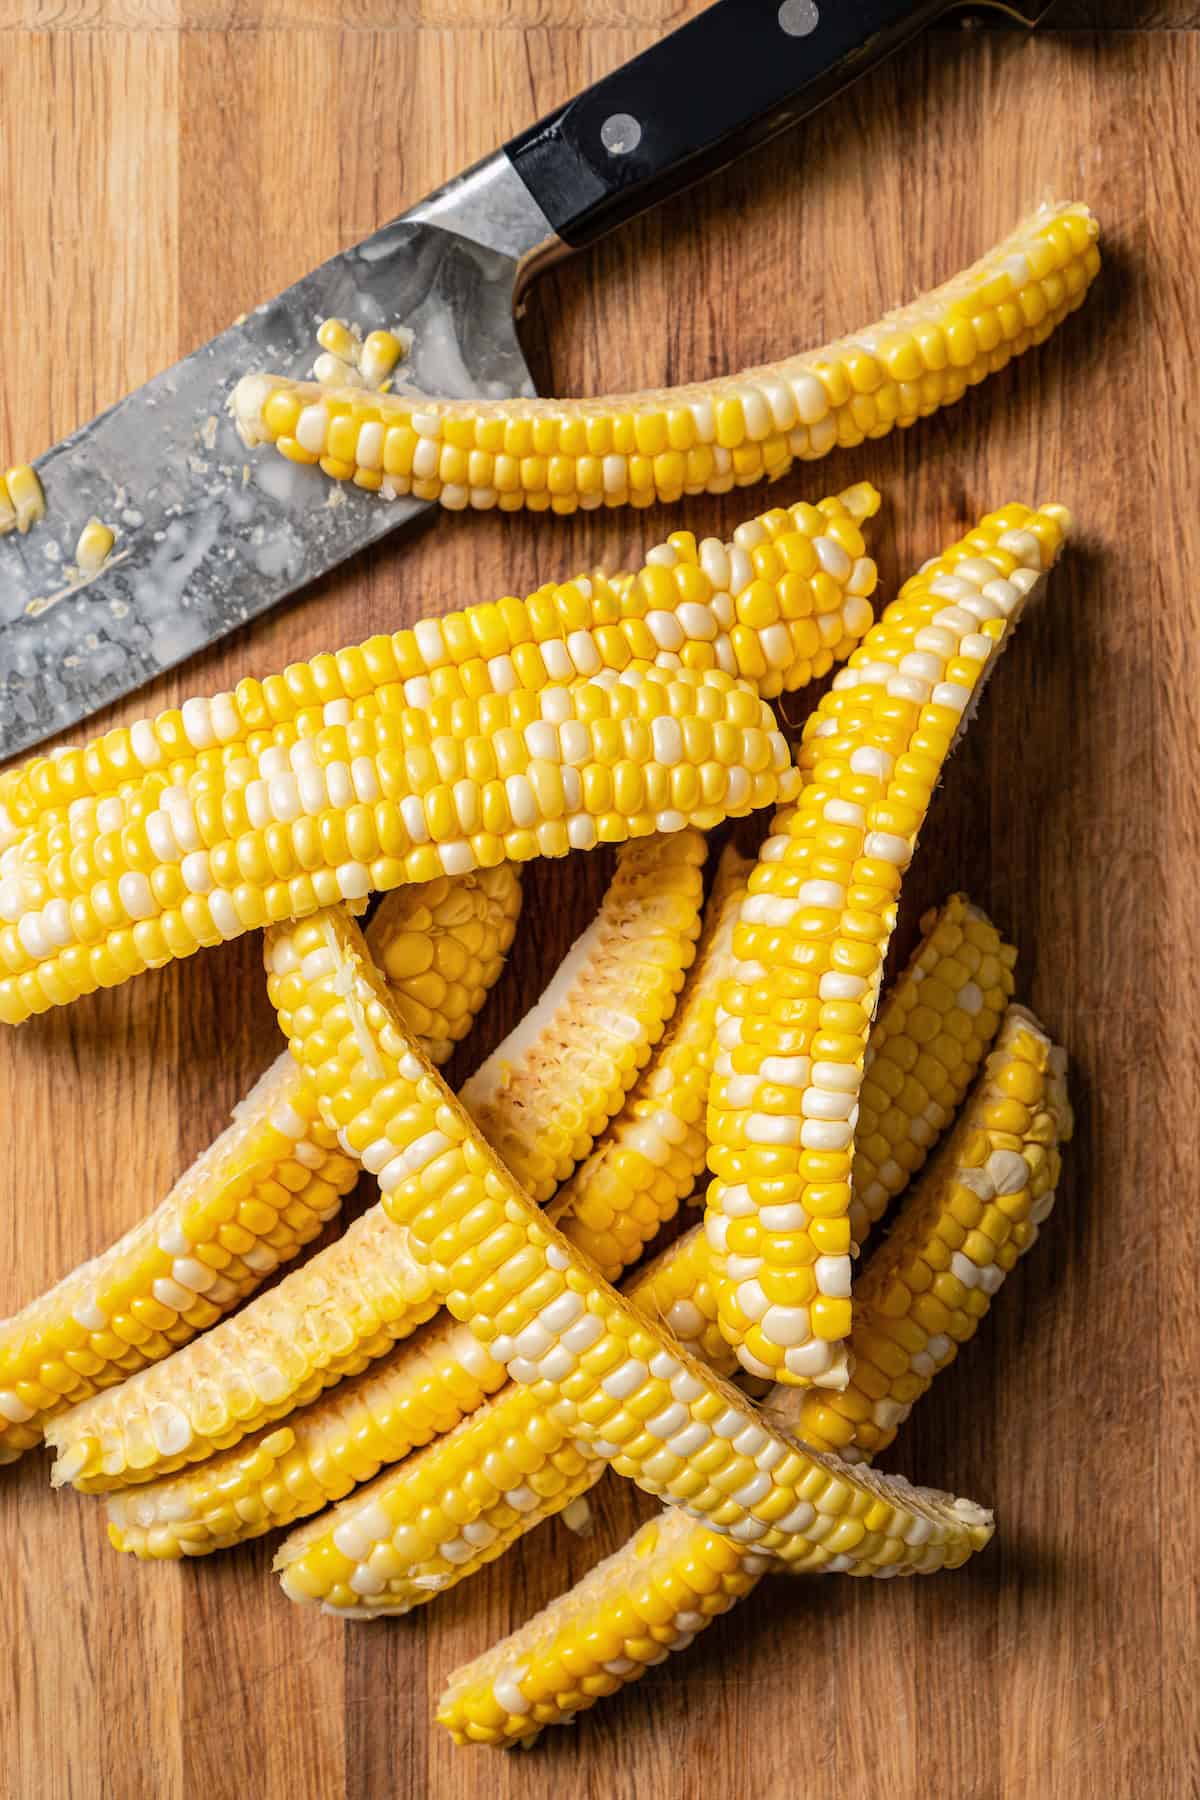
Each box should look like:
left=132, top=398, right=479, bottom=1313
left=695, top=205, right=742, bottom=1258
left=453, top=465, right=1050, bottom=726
left=261, top=900, right=1010, bottom=1612
left=436, top=1006, right=1070, bottom=1745
left=0, top=483, right=877, bottom=841
left=552, top=846, right=750, bottom=1280
left=851, top=893, right=1015, bottom=1246
left=0, top=871, right=520, bottom=1462
left=232, top=204, right=1098, bottom=516
left=266, top=1222, right=727, bottom=1613
left=260, top=908, right=994, bottom=1575
left=104, top=863, right=735, bottom=1559
left=0, top=667, right=795, bottom=1027
left=705, top=502, right=1071, bottom=1388
left=50, top=838, right=702, bottom=1488
left=457, top=830, right=706, bottom=1202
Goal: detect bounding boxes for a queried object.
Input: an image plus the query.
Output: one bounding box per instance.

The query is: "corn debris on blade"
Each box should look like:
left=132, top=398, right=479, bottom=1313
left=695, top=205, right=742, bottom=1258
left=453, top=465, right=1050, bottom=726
left=0, top=870, right=518, bottom=1462
left=0, top=666, right=797, bottom=1026
left=0, top=484, right=878, bottom=859
left=231, top=204, right=1099, bottom=516
left=851, top=893, right=1016, bottom=1246
left=552, top=846, right=750, bottom=1280
left=458, top=830, right=706, bottom=1202
left=262, top=908, right=993, bottom=1574
left=61, top=843, right=697, bottom=1492
left=705, top=502, right=1072, bottom=1389
left=105, top=857, right=732, bottom=1562
left=435, top=1007, right=1071, bottom=1747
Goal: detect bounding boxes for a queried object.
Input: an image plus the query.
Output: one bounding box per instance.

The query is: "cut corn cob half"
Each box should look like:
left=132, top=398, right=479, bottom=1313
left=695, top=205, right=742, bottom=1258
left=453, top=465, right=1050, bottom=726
left=232, top=204, right=1099, bottom=517
left=261, top=908, right=994, bottom=1575
left=851, top=893, right=1015, bottom=1246
left=458, top=830, right=706, bottom=1202
left=105, top=864, right=731, bottom=1559
left=0, top=667, right=796, bottom=1026
left=0, top=484, right=877, bottom=841
left=705, top=501, right=1072, bottom=1388
left=0, top=871, right=519, bottom=1462
left=435, top=1005, right=1070, bottom=1745
left=262, top=891, right=1007, bottom=1611
left=53, top=840, right=700, bottom=1489
left=46, top=1208, right=443, bottom=1491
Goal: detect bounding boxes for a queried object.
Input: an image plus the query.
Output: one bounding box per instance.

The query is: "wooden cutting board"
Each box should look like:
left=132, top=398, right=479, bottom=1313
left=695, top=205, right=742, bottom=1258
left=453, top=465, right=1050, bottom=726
left=1, top=3, right=1194, bottom=1795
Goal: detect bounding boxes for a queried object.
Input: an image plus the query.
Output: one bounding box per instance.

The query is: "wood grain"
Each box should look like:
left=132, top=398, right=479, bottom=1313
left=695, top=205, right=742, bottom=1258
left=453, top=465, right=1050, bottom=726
left=0, top=6, right=1192, bottom=1796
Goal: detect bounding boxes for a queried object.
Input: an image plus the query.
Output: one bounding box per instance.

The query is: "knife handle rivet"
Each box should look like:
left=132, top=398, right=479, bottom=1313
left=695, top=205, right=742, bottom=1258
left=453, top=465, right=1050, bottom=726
left=777, top=0, right=820, bottom=35
left=600, top=113, right=642, bottom=157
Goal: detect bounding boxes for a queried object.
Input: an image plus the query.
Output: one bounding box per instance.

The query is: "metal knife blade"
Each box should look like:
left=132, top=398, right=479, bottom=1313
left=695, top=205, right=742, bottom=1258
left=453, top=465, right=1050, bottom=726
left=0, top=155, right=557, bottom=764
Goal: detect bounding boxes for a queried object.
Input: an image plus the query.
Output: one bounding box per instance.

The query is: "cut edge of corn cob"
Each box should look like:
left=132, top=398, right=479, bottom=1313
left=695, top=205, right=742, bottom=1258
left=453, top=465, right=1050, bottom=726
left=704, top=502, right=1071, bottom=1389
left=458, top=830, right=706, bottom=1201
left=231, top=204, right=1099, bottom=517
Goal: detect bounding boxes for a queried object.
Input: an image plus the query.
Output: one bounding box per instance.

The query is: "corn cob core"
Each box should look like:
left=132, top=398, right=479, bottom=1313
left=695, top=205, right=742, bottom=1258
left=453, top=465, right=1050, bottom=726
left=262, top=907, right=993, bottom=1574
left=551, top=846, right=750, bottom=1280
left=458, top=831, right=705, bottom=1202
left=851, top=893, right=1016, bottom=1245
left=232, top=205, right=1098, bottom=517
left=705, top=502, right=1070, bottom=1388
left=104, top=862, right=737, bottom=1559
left=0, top=485, right=876, bottom=844
left=436, top=1004, right=1070, bottom=1746
left=0, top=667, right=796, bottom=1025
left=0, top=871, right=519, bottom=1460
left=54, top=839, right=699, bottom=1489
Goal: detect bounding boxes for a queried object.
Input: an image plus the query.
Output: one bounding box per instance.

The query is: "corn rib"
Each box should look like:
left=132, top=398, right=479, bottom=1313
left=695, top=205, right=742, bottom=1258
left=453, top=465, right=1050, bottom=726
left=0, top=484, right=877, bottom=841
left=50, top=836, right=703, bottom=1489
left=1, top=667, right=795, bottom=1026
left=436, top=1004, right=1069, bottom=1745
left=705, top=502, right=1071, bottom=1389
left=231, top=205, right=1098, bottom=516
left=0, top=871, right=520, bottom=1462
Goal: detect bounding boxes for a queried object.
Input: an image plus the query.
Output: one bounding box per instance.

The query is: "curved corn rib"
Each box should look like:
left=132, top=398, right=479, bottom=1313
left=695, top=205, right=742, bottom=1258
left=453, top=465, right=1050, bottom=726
left=51, top=839, right=702, bottom=1489
left=105, top=864, right=736, bottom=1558
left=231, top=205, right=1098, bottom=516
left=705, top=502, right=1071, bottom=1388
left=851, top=893, right=1015, bottom=1246
left=0, top=871, right=520, bottom=1462
left=435, top=1005, right=1070, bottom=1746
left=458, top=830, right=706, bottom=1202
left=261, top=909, right=993, bottom=1575
left=0, top=668, right=795, bottom=1026
left=551, top=846, right=750, bottom=1279
left=0, top=485, right=878, bottom=842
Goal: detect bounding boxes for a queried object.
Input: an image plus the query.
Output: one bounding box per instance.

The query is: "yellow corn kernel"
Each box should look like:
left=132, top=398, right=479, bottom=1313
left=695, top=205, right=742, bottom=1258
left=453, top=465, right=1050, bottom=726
left=75, top=518, right=115, bottom=575
left=6, top=463, right=46, bottom=533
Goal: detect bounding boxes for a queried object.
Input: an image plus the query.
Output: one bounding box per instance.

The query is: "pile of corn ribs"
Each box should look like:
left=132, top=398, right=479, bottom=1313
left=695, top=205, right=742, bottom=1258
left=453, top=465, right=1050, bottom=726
left=0, top=202, right=1095, bottom=1747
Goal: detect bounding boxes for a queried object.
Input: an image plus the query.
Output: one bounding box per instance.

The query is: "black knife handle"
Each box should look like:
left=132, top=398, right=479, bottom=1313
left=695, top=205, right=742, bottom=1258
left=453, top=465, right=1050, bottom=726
left=506, top=0, right=952, bottom=249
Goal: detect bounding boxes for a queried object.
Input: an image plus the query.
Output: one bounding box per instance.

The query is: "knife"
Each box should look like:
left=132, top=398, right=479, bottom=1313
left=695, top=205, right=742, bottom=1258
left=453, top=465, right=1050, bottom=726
left=0, top=0, right=1046, bottom=763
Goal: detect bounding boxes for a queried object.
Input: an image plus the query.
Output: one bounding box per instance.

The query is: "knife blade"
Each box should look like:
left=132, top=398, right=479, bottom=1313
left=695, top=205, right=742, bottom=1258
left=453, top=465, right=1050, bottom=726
left=0, top=0, right=1047, bottom=763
